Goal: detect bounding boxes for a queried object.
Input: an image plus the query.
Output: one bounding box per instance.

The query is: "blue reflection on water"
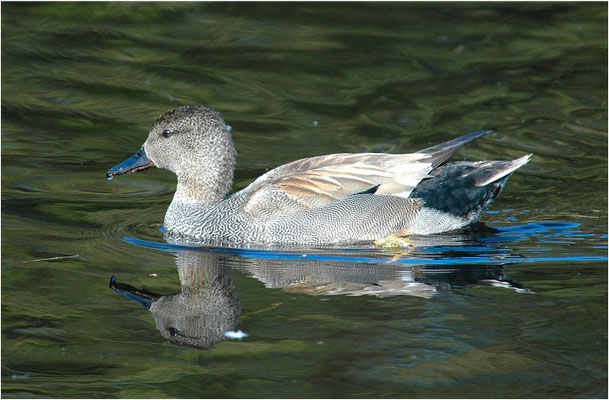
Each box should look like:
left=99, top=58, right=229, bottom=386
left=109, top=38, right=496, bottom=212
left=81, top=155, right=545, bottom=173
left=123, top=221, right=607, bottom=267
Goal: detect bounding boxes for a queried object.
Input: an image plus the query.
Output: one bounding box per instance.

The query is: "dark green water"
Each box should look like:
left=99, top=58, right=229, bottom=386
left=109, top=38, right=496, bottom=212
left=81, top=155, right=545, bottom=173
left=2, top=2, right=607, bottom=398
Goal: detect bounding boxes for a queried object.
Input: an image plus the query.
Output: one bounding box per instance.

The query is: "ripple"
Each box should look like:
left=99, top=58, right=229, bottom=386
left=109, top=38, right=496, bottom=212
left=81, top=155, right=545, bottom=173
left=9, top=174, right=170, bottom=200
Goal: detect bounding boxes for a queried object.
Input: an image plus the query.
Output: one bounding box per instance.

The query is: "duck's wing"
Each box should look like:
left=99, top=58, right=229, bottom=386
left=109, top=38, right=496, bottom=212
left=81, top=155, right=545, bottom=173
left=415, top=130, right=493, bottom=168
left=243, top=130, right=493, bottom=221
left=242, top=152, right=431, bottom=219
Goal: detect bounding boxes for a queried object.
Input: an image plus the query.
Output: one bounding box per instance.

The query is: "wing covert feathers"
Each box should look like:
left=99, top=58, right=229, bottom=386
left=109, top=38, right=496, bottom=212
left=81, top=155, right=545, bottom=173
left=243, top=131, right=503, bottom=220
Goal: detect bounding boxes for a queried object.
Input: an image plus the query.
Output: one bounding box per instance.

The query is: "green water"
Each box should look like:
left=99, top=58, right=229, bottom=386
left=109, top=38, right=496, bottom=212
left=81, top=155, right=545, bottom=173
left=2, top=2, right=607, bottom=398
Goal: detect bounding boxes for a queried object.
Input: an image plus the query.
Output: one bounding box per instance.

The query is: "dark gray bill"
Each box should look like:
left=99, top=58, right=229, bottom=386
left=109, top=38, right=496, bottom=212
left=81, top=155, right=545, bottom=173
left=106, top=148, right=154, bottom=179
left=109, top=276, right=161, bottom=309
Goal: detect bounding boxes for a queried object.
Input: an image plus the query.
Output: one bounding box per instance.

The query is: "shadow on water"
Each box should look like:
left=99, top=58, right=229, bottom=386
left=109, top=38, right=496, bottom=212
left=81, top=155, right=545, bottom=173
left=109, top=221, right=604, bottom=350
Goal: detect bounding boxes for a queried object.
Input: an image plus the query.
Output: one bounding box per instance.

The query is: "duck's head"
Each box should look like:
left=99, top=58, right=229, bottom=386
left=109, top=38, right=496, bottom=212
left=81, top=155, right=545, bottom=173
left=107, top=106, right=237, bottom=201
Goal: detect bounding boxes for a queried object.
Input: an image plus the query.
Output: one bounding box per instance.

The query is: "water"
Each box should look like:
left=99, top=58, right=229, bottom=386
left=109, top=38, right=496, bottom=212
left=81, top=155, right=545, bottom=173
left=2, top=2, right=607, bottom=398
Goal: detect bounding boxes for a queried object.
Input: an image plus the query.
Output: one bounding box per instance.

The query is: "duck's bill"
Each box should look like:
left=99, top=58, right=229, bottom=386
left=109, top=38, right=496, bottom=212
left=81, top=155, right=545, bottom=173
left=106, top=148, right=155, bottom=178
left=109, top=276, right=161, bottom=309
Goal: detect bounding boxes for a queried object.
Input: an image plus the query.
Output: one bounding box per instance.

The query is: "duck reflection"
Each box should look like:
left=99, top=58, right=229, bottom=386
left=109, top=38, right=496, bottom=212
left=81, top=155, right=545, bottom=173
left=110, top=226, right=528, bottom=350
left=111, top=251, right=240, bottom=349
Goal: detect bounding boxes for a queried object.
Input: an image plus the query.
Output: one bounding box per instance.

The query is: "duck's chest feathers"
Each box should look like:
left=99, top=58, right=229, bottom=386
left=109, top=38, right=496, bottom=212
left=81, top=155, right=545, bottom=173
left=163, top=194, right=260, bottom=243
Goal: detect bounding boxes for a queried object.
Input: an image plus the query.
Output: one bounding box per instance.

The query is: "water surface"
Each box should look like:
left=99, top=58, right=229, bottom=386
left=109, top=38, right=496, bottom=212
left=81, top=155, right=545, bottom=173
left=2, top=3, right=607, bottom=398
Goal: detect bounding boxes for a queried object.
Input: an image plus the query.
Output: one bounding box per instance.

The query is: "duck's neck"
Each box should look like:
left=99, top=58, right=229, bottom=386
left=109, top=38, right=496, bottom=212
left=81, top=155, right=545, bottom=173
left=173, top=146, right=237, bottom=203
left=175, top=252, right=237, bottom=297
left=163, top=136, right=237, bottom=234
left=174, top=173, right=231, bottom=203
left=165, top=168, right=234, bottom=234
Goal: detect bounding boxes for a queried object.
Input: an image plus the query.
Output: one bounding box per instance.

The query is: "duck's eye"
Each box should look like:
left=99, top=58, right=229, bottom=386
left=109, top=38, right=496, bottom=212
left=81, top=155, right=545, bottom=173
left=162, top=129, right=174, bottom=138
left=168, top=327, right=180, bottom=337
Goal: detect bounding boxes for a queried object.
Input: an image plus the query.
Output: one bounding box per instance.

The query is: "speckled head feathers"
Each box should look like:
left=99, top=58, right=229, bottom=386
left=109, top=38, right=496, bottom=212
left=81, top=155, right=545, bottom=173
left=143, top=105, right=237, bottom=201
left=153, top=106, right=224, bottom=127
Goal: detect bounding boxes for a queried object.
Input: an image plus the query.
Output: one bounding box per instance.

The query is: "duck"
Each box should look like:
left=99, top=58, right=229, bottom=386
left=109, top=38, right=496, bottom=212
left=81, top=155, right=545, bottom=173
left=107, top=106, right=531, bottom=246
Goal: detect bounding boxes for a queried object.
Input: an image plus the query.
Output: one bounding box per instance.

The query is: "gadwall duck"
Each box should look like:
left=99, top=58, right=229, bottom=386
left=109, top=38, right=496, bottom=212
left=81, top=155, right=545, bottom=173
left=107, top=106, right=531, bottom=246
